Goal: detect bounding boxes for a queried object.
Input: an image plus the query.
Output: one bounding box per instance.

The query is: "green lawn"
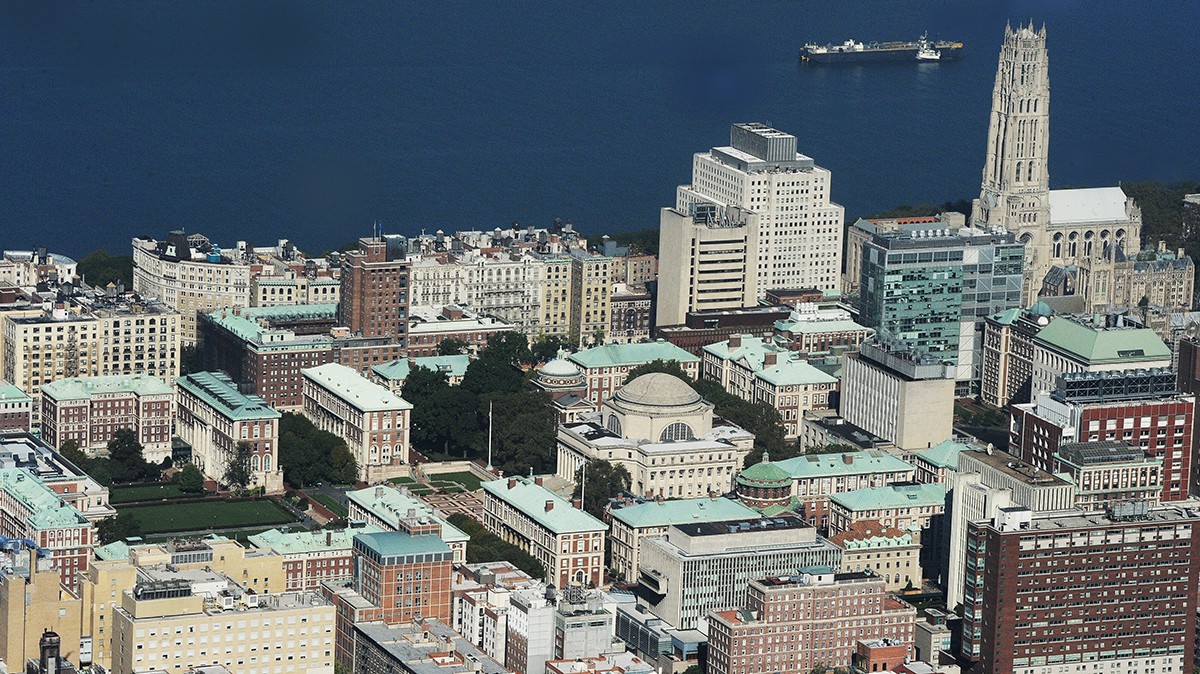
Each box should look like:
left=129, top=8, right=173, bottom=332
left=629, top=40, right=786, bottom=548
left=429, top=471, right=483, bottom=491
left=311, top=493, right=348, bottom=517
left=122, top=500, right=298, bottom=535
left=388, top=476, right=416, bottom=485
left=110, top=484, right=192, bottom=504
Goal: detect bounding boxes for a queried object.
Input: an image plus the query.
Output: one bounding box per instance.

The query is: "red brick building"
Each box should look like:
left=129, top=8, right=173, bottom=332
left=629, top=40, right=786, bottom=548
left=40, top=374, right=174, bottom=461
left=963, top=505, right=1200, bottom=674
left=708, top=569, right=915, bottom=674
left=338, top=235, right=410, bottom=342
left=1010, top=368, right=1193, bottom=501
left=0, top=383, right=32, bottom=433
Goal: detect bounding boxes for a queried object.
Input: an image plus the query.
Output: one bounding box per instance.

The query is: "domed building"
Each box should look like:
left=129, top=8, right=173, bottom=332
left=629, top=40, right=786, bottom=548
left=533, top=353, right=592, bottom=423
left=556, top=373, right=754, bottom=499
left=734, top=453, right=793, bottom=510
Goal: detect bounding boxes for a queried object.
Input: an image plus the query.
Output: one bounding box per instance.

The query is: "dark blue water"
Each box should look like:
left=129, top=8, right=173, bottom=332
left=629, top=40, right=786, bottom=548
left=1, top=1, right=1197, bottom=257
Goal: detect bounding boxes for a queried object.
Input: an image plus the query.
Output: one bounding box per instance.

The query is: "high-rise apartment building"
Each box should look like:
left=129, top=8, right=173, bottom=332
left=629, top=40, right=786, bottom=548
left=1, top=294, right=179, bottom=427
left=857, top=224, right=1024, bottom=388
left=708, top=568, right=915, bottom=674
left=678, top=123, right=844, bottom=292
left=132, top=231, right=252, bottom=345
left=655, top=205, right=760, bottom=328
left=569, top=252, right=611, bottom=345
left=338, top=235, right=410, bottom=343
left=962, top=504, right=1200, bottom=674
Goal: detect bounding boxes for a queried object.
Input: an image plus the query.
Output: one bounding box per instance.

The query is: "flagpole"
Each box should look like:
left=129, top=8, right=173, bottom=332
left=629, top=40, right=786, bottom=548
left=487, top=401, right=494, bottom=471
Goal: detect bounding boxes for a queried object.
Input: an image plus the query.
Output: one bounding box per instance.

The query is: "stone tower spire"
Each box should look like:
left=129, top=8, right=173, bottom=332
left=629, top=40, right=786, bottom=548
left=973, top=21, right=1050, bottom=302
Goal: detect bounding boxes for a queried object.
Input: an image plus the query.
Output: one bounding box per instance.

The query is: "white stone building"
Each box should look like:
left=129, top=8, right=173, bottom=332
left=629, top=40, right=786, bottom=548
left=555, top=373, right=753, bottom=499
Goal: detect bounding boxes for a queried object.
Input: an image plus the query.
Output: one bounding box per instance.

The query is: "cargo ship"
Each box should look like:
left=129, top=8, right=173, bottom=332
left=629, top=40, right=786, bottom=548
left=800, top=33, right=963, bottom=63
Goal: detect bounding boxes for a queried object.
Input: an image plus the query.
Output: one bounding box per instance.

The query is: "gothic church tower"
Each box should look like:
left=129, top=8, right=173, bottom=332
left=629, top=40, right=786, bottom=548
left=973, top=21, right=1050, bottom=302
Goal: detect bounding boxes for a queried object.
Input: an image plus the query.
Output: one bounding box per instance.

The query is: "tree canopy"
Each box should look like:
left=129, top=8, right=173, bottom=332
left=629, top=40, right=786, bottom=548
left=224, top=442, right=254, bottom=492
left=623, top=359, right=693, bottom=385
left=176, top=463, right=206, bottom=492
left=97, top=511, right=142, bottom=544
left=279, top=413, right=360, bottom=486
left=531, top=335, right=570, bottom=363
left=448, top=513, right=545, bottom=579
left=77, top=249, right=133, bottom=287
left=438, top=338, right=470, bottom=356
left=607, top=227, right=660, bottom=256
left=106, top=429, right=159, bottom=483
left=572, top=460, right=631, bottom=519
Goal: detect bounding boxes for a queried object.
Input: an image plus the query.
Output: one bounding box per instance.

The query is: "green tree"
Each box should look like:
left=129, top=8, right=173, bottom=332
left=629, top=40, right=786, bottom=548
left=488, top=391, right=557, bottom=475
left=97, top=511, right=142, bottom=544
left=224, top=442, right=254, bottom=492
left=107, top=429, right=156, bottom=483
left=806, top=443, right=860, bottom=455
left=461, top=357, right=524, bottom=396
left=76, top=249, right=133, bottom=287
left=681, top=666, right=703, bottom=674
left=480, top=331, right=532, bottom=366
left=448, top=513, right=546, bottom=579
left=623, top=359, right=692, bottom=385
left=177, top=463, right=206, bottom=493
left=608, top=227, right=661, bottom=256
left=438, top=338, right=471, bottom=356
left=572, top=460, right=631, bottom=519
left=531, top=335, right=569, bottom=363
left=327, top=445, right=360, bottom=485
left=58, top=439, right=88, bottom=468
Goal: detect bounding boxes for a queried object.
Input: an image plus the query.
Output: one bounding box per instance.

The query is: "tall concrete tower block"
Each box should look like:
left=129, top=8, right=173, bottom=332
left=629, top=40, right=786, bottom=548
left=973, top=22, right=1050, bottom=303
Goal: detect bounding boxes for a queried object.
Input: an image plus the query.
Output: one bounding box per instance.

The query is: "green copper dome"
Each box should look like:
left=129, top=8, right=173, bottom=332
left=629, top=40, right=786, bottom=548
left=736, top=456, right=790, bottom=488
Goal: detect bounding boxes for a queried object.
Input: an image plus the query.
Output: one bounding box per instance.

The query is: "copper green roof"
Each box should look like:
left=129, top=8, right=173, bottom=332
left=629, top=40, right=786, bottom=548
left=610, top=497, right=760, bottom=528
left=909, top=439, right=972, bottom=470
left=736, top=460, right=791, bottom=488
left=830, top=483, right=946, bottom=512
left=0, top=383, right=31, bottom=403
left=175, top=371, right=280, bottom=421
left=772, top=451, right=914, bottom=479
left=1033, top=318, right=1170, bottom=364
left=755, top=361, right=838, bottom=387
left=988, top=308, right=1022, bottom=325
left=42, top=374, right=173, bottom=401
left=481, top=477, right=606, bottom=534
left=568, top=341, right=699, bottom=369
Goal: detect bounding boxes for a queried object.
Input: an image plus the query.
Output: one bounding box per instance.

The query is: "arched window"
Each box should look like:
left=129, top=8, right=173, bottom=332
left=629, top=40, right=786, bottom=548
left=606, top=415, right=623, bottom=437
left=263, top=455, right=271, bottom=471
left=660, top=422, right=694, bottom=442
left=1083, top=231, right=1094, bottom=258
left=1015, top=161, right=1023, bottom=183
left=1052, top=233, right=1063, bottom=258
left=251, top=455, right=261, bottom=471
left=1068, top=232, right=1079, bottom=258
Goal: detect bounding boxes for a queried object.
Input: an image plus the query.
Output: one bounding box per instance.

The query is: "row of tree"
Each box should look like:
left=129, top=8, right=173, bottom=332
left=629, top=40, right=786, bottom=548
left=278, top=413, right=360, bottom=487
left=447, top=512, right=546, bottom=579
left=60, top=429, right=161, bottom=486
left=404, top=333, right=559, bottom=477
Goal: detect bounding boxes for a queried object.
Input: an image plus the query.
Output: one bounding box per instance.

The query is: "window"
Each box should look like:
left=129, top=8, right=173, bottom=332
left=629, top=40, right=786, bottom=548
left=659, top=422, right=693, bottom=442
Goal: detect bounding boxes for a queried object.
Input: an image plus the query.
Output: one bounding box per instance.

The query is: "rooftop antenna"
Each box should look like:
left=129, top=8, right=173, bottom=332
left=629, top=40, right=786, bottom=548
left=487, top=401, right=494, bottom=471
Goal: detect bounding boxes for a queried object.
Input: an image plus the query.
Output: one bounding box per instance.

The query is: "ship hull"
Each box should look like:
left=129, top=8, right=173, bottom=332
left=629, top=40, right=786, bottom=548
left=800, top=45, right=962, bottom=64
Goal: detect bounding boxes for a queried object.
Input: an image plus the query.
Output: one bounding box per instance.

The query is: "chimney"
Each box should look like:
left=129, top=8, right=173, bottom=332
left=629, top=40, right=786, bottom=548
left=508, top=478, right=517, bottom=489
left=534, top=476, right=544, bottom=486
left=842, top=454, right=854, bottom=465
left=572, top=498, right=583, bottom=509
left=729, top=335, right=743, bottom=349
left=326, top=531, right=332, bottom=546
left=375, top=486, right=384, bottom=499
left=764, top=351, right=778, bottom=367
left=545, top=500, right=554, bottom=512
